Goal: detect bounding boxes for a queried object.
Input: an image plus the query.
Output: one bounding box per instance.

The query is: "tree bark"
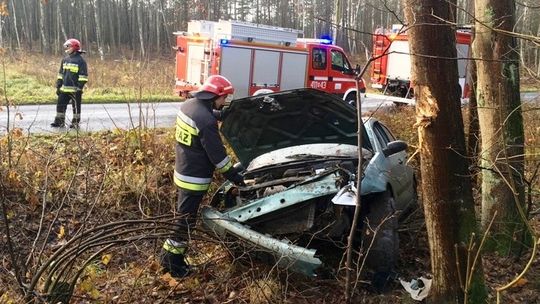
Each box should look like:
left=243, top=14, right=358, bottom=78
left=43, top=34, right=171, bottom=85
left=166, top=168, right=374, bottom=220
left=403, top=0, right=487, bottom=302
left=93, top=0, right=104, bottom=60
left=10, top=0, right=21, bottom=49
left=474, top=0, right=528, bottom=255
left=136, top=0, right=145, bottom=57
left=39, top=0, right=48, bottom=53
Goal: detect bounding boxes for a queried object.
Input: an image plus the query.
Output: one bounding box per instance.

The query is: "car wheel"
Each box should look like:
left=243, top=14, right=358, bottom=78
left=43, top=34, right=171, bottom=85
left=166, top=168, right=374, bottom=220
left=361, top=190, right=399, bottom=291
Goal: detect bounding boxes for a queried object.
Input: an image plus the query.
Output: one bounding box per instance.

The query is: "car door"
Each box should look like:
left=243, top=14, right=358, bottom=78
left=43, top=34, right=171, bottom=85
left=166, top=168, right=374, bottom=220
left=372, top=121, right=411, bottom=209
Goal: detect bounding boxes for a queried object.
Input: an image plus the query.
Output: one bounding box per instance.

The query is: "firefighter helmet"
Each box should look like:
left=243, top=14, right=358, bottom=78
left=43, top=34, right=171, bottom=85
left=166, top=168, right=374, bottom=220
left=63, top=39, right=81, bottom=52
left=194, top=75, right=234, bottom=100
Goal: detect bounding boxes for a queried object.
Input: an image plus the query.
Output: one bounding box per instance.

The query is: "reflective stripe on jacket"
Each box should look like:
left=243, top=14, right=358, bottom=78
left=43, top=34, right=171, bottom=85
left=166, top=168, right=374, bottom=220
left=56, top=52, right=88, bottom=93
left=174, top=98, right=234, bottom=193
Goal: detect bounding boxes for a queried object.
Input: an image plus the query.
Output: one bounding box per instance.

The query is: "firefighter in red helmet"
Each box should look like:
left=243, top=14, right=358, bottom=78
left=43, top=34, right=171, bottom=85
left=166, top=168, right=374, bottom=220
left=51, top=38, right=88, bottom=128
left=160, top=75, right=244, bottom=277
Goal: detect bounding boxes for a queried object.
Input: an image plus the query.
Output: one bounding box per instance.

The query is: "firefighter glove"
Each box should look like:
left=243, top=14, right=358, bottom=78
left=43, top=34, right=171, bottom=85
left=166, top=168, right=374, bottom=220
left=224, top=166, right=244, bottom=186
left=56, top=88, right=61, bottom=96
left=213, top=107, right=230, bottom=121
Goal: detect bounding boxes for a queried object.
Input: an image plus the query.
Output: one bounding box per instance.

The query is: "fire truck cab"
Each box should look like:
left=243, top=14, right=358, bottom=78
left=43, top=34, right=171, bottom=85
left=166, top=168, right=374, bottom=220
left=174, top=20, right=364, bottom=100
left=370, top=25, right=472, bottom=99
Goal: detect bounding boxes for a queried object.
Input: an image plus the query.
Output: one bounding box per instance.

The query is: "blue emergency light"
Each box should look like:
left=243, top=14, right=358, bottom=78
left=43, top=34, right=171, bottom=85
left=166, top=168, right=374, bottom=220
left=320, top=35, right=333, bottom=44
left=220, top=39, right=229, bottom=45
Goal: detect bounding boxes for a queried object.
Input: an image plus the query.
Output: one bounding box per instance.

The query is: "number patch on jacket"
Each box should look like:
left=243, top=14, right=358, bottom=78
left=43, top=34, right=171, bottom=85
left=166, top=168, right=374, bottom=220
left=176, top=127, right=192, bottom=146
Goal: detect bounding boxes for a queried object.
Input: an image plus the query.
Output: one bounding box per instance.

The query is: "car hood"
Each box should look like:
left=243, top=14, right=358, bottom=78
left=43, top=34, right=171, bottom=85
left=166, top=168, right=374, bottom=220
left=221, top=88, right=371, bottom=166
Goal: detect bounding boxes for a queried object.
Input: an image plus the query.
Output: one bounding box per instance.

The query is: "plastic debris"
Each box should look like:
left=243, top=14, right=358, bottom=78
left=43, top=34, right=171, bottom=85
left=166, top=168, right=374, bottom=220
left=399, top=276, right=432, bottom=301
left=331, top=182, right=357, bottom=206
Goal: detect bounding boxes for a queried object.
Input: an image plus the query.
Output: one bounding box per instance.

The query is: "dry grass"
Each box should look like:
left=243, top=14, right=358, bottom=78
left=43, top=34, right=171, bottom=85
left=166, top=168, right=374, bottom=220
left=0, top=101, right=539, bottom=302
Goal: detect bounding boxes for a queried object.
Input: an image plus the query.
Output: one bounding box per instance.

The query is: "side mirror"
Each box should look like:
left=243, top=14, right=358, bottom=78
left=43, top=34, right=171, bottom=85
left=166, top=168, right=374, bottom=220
left=355, top=64, right=361, bottom=74
left=342, top=68, right=355, bottom=75
left=383, top=140, right=408, bottom=157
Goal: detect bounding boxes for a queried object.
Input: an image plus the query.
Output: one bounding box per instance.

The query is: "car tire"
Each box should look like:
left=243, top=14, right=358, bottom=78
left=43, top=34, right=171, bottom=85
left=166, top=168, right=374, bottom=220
left=361, top=190, right=399, bottom=282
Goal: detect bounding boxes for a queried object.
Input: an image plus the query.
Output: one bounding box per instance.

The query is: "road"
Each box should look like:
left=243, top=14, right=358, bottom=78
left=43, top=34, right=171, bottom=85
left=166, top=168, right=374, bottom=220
left=1, top=92, right=538, bottom=134
left=0, top=102, right=179, bottom=134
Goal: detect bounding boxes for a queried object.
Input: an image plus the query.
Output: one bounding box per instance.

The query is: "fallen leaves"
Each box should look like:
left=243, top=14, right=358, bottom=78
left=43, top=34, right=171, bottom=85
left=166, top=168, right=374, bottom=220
left=101, top=254, right=112, bottom=266
left=57, top=225, right=65, bottom=239
left=160, top=272, right=179, bottom=288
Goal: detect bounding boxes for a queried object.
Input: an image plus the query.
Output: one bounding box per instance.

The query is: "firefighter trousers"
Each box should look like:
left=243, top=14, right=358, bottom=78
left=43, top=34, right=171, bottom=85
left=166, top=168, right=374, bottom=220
left=54, top=92, right=82, bottom=124
left=170, top=189, right=205, bottom=244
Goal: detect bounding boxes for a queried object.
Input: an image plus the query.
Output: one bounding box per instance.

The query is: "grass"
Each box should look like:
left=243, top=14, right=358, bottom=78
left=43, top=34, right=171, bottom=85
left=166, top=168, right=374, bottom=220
left=0, top=51, right=181, bottom=105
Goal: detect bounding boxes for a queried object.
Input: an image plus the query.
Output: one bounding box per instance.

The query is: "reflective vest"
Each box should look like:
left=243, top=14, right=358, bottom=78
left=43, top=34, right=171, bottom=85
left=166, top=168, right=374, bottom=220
left=174, top=98, right=234, bottom=192
left=56, top=52, right=88, bottom=93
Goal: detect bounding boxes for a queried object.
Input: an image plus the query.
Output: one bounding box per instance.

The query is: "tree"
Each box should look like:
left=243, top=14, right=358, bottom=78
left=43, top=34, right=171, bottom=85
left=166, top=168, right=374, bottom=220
left=92, top=0, right=104, bottom=60
left=474, top=0, right=528, bottom=254
left=38, top=0, right=48, bottom=53
left=403, top=0, right=487, bottom=302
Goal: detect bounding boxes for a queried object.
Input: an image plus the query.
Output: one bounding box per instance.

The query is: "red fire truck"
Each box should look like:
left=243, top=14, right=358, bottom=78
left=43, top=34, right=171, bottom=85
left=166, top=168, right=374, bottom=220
left=370, top=26, right=472, bottom=99
left=174, top=20, right=365, bottom=101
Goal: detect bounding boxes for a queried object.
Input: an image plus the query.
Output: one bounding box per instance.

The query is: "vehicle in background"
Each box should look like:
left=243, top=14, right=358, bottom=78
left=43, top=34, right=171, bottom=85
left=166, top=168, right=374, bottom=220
left=370, top=25, right=472, bottom=99
left=174, top=20, right=365, bottom=102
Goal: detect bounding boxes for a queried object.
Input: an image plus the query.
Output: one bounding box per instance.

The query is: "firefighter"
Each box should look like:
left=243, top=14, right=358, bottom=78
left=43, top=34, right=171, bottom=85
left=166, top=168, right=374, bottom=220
left=51, top=38, right=88, bottom=128
left=161, top=75, right=244, bottom=278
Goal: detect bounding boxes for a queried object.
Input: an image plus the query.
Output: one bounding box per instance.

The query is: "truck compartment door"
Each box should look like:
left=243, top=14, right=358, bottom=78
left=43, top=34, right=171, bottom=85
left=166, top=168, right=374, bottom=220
left=187, top=44, right=205, bottom=85
left=220, top=46, right=252, bottom=98
left=251, top=50, right=280, bottom=94
left=386, top=41, right=411, bottom=81
left=280, top=53, right=307, bottom=90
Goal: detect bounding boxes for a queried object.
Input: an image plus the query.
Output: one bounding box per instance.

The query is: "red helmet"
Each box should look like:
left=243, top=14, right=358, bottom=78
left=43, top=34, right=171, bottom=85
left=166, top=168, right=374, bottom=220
left=63, top=39, right=81, bottom=51
left=194, top=75, right=235, bottom=99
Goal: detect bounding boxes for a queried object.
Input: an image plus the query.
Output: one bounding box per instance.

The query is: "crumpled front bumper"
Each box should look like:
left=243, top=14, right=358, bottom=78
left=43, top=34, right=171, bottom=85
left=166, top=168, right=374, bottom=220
left=201, top=206, right=322, bottom=276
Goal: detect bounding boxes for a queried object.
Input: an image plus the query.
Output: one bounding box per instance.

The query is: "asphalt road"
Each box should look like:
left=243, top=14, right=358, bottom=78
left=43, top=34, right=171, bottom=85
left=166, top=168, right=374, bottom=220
left=1, top=92, right=538, bottom=135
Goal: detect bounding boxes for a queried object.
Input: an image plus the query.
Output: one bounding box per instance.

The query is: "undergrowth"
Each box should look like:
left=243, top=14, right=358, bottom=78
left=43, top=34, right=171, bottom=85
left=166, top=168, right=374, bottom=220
left=0, top=103, right=538, bottom=303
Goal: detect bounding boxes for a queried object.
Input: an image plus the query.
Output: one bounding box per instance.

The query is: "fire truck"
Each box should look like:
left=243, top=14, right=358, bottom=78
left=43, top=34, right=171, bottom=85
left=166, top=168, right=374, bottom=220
left=174, top=20, right=365, bottom=101
left=370, top=26, right=472, bottom=99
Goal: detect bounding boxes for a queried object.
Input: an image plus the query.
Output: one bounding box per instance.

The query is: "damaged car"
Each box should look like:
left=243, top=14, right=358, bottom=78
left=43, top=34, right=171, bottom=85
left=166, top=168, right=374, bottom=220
left=201, top=88, right=416, bottom=279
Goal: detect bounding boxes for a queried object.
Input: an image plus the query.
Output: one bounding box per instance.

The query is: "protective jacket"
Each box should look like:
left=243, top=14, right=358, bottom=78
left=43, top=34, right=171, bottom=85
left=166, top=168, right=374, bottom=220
left=56, top=52, right=88, bottom=93
left=174, top=98, right=242, bottom=192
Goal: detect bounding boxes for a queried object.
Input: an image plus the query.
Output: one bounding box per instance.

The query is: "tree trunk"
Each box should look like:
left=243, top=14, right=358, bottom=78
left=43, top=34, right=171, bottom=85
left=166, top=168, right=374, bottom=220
left=93, top=0, right=104, bottom=60
left=474, top=0, right=528, bottom=255
left=39, top=0, right=48, bottom=52
left=159, top=0, right=170, bottom=47
left=403, top=1, right=487, bottom=303
left=466, top=0, right=479, bottom=175
left=10, top=0, right=21, bottom=49
left=136, top=0, right=145, bottom=57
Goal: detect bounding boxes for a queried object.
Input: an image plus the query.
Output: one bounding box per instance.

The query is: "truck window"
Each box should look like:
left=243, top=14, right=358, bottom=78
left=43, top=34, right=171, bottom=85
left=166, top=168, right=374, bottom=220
left=312, top=48, right=327, bottom=70
left=331, top=50, right=352, bottom=72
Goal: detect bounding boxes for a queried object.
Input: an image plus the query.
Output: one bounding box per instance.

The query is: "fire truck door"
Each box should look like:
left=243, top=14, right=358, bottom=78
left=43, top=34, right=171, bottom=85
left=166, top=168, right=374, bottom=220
left=328, top=49, right=356, bottom=95
left=220, top=46, right=252, bottom=98
left=308, top=47, right=329, bottom=90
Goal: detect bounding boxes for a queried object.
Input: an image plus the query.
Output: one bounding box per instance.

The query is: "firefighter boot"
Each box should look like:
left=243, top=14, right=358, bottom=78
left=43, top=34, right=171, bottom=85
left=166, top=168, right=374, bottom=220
left=50, top=119, right=65, bottom=128
left=50, top=113, right=66, bottom=128
left=160, top=239, right=190, bottom=278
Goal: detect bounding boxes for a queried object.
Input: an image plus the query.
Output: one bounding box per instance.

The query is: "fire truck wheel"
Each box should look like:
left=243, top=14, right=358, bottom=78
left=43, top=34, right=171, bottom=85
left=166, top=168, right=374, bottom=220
left=344, top=92, right=357, bottom=105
